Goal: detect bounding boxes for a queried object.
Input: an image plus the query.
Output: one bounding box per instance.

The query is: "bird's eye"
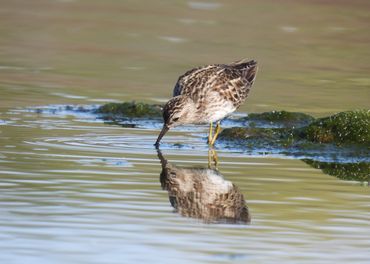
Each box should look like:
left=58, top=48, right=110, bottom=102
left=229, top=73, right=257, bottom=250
left=173, top=117, right=179, bottom=122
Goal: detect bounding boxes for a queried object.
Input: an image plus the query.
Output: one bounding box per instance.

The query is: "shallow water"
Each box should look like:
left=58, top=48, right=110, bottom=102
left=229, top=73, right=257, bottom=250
left=0, top=0, right=370, bottom=263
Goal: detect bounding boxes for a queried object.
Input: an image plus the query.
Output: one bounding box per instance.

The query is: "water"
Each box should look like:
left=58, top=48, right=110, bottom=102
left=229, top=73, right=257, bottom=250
left=0, top=1, right=370, bottom=263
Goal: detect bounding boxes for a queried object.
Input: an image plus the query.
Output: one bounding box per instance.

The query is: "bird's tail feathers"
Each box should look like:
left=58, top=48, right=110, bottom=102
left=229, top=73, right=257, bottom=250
left=229, top=58, right=257, bottom=69
left=230, top=59, right=258, bottom=83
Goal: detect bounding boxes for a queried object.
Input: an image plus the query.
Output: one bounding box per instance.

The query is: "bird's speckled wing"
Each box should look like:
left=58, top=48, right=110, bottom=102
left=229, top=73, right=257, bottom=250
left=172, top=65, right=210, bottom=97
left=172, top=59, right=257, bottom=109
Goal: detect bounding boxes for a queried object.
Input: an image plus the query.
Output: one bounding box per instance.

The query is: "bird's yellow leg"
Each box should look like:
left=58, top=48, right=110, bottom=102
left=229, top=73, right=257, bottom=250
left=210, top=121, right=221, bottom=145
left=208, top=121, right=213, bottom=144
left=212, top=148, right=219, bottom=168
left=208, top=148, right=219, bottom=169
left=208, top=148, right=212, bottom=168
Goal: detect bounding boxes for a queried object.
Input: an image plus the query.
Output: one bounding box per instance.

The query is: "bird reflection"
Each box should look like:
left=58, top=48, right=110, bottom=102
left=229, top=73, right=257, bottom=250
left=157, top=149, right=250, bottom=224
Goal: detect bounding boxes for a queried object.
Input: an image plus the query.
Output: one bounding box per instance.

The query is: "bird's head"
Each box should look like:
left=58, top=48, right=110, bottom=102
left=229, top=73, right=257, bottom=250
left=155, top=95, right=195, bottom=146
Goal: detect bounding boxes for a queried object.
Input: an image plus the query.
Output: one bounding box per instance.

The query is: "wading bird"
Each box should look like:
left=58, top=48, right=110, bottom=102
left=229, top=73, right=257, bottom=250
left=155, top=59, right=258, bottom=146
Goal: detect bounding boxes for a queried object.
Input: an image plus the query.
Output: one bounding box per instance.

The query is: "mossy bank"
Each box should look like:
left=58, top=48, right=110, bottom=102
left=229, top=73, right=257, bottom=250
left=96, top=102, right=369, bottom=152
left=96, top=102, right=162, bottom=118
left=220, top=110, right=370, bottom=146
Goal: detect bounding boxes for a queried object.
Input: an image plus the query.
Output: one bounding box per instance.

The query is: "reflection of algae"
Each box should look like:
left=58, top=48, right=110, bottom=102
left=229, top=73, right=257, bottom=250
left=303, top=160, right=370, bottom=183
left=96, top=102, right=162, bottom=118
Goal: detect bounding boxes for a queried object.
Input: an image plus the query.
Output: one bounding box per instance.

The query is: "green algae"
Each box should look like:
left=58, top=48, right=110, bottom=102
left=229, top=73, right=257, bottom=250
left=96, top=103, right=369, bottom=147
left=303, top=159, right=370, bottom=183
left=245, top=110, right=315, bottom=127
left=220, top=110, right=370, bottom=146
left=96, top=102, right=162, bottom=118
left=91, top=103, right=370, bottom=148
left=300, top=110, right=370, bottom=145
left=218, top=127, right=290, bottom=141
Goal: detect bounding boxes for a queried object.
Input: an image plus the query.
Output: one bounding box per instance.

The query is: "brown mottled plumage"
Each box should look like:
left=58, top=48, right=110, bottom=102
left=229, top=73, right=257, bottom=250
left=157, top=150, right=250, bottom=224
left=155, top=59, right=258, bottom=146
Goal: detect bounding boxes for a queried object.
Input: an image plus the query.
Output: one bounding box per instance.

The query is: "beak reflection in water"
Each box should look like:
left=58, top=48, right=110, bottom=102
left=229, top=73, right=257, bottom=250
left=156, top=148, right=251, bottom=224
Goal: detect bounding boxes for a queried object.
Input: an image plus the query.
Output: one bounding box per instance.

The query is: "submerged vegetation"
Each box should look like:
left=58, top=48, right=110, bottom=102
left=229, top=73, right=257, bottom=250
left=218, top=127, right=292, bottom=148
left=31, top=103, right=369, bottom=162
left=96, top=102, right=162, bottom=118
left=244, top=110, right=315, bottom=128
left=93, top=103, right=369, bottom=151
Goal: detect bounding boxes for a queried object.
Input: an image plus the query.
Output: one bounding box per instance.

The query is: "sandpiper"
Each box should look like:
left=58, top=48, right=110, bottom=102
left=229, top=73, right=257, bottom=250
left=155, top=59, right=258, bottom=146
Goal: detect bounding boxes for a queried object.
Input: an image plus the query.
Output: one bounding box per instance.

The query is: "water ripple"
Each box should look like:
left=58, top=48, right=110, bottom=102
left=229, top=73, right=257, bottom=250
left=0, top=104, right=369, bottom=264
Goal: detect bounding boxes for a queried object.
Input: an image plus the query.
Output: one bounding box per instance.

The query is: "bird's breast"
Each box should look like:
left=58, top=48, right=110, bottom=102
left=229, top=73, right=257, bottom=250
left=208, top=103, right=236, bottom=122
left=196, top=98, right=236, bottom=123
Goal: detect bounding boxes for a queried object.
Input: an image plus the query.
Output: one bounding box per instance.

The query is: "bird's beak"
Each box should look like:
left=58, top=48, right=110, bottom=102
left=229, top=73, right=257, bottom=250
left=155, top=125, right=169, bottom=146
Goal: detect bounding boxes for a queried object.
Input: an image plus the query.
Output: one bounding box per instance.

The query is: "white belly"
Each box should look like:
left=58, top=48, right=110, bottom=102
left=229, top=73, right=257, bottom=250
left=207, top=101, right=236, bottom=122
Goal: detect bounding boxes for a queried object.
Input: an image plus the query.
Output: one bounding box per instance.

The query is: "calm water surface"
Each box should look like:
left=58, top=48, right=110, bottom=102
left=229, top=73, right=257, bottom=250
left=0, top=0, right=369, bottom=263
